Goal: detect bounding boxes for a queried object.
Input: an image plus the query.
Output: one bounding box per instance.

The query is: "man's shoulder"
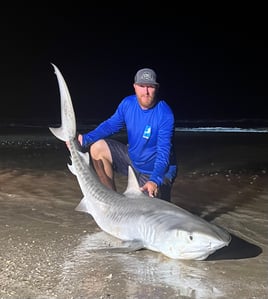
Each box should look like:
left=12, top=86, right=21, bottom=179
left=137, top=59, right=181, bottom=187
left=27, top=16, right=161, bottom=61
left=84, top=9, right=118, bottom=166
left=157, top=99, right=174, bottom=113
left=119, top=94, right=137, bottom=107
left=122, top=94, right=137, bottom=102
left=117, top=95, right=137, bottom=113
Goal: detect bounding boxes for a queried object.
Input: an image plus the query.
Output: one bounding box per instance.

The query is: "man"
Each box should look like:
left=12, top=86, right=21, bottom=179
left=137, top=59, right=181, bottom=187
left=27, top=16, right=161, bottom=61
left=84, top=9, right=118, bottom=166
left=77, top=68, right=177, bottom=201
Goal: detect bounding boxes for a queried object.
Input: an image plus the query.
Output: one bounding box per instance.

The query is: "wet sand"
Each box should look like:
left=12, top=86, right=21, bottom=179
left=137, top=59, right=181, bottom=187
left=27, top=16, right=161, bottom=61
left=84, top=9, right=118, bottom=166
left=0, top=129, right=267, bottom=298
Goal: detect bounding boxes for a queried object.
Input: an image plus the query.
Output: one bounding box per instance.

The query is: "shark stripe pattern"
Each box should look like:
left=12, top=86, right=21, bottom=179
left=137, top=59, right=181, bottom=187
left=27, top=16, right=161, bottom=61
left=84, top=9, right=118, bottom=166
left=49, top=63, right=231, bottom=260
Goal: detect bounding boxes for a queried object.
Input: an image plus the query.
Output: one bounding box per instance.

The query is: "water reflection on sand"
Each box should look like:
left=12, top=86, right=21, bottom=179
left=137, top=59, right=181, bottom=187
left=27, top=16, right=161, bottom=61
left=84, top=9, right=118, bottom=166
left=57, top=231, right=227, bottom=298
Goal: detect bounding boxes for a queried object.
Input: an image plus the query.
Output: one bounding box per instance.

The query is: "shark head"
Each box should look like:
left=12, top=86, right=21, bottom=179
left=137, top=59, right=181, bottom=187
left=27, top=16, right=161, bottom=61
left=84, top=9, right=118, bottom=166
left=153, top=221, right=231, bottom=260
left=123, top=165, right=231, bottom=260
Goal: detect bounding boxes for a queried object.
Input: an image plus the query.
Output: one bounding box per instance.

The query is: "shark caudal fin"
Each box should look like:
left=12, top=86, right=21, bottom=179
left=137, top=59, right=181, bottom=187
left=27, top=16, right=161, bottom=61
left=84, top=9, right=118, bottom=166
left=49, top=63, right=77, bottom=142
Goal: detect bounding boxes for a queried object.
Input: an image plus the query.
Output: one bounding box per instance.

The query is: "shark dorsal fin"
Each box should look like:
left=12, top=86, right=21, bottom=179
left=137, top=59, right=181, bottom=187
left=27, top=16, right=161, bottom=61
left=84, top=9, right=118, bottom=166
left=123, top=166, right=144, bottom=197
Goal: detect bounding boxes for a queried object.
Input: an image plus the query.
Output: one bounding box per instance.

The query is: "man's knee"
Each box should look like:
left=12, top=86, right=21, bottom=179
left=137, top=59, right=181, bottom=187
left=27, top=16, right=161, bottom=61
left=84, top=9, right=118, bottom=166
left=90, top=139, right=112, bottom=162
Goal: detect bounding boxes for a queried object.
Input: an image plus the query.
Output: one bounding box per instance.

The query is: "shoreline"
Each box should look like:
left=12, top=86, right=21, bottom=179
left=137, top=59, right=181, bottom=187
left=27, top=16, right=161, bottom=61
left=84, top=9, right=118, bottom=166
left=1, top=128, right=268, bottom=174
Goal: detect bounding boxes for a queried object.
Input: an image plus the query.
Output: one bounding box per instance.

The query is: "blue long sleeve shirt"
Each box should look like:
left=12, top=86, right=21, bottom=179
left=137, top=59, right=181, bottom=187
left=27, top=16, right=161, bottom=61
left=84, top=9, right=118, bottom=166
left=82, top=95, right=177, bottom=186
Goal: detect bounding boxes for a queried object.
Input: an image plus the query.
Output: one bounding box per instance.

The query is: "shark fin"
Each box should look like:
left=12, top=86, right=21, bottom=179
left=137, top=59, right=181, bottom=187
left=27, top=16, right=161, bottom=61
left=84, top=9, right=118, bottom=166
left=67, top=163, right=75, bottom=175
left=49, top=63, right=76, bottom=142
left=75, top=196, right=91, bottom=214
left=123, top=166, right=144, bottom=197
left=49, top=126, right=66, bottom=142
left=120, top=239, right=144, bottom=251
left=88, top=239, right=144, bottom=254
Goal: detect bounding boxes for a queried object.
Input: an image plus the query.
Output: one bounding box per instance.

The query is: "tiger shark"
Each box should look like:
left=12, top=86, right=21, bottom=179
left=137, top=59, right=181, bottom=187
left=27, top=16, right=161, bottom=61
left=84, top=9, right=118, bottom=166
left=49, top=63, right=231, bottom=260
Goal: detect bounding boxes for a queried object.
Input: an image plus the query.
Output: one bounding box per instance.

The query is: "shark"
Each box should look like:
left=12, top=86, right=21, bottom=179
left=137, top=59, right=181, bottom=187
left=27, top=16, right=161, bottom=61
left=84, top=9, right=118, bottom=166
left=49, top=63, right=231, bottom=260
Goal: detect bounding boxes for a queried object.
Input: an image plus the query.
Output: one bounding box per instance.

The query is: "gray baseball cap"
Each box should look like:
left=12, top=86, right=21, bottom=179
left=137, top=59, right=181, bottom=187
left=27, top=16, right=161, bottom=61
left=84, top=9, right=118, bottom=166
left=134, top=68, right=159, bottom=86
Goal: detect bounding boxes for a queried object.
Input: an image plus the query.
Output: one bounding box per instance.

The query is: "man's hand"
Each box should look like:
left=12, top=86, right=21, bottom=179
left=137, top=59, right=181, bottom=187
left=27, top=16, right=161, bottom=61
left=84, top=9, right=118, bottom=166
left=77, top=134, right=83, bottom=145
left=140, top=181, right=158, bottom=198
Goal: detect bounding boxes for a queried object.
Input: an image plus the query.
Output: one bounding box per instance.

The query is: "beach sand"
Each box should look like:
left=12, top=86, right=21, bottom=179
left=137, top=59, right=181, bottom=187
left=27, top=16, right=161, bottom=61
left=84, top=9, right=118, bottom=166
left=0, top=128, right=267, bottom=299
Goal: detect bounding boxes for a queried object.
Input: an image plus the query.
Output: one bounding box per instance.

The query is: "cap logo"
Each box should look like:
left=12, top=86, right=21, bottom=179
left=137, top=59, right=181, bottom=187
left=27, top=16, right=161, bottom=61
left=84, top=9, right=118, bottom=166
left=141, top=71, right=153, bottom=81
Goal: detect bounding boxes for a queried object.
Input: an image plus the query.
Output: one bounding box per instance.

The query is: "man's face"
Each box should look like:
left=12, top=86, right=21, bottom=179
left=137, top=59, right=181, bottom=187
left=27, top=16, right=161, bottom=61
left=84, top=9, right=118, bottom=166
left=133, top=83, right=158, bottom=110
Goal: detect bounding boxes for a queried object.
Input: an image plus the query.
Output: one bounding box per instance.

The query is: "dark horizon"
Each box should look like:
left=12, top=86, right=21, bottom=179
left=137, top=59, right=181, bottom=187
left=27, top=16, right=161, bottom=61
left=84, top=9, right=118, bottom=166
left=1, top=11, right=267, bottom=125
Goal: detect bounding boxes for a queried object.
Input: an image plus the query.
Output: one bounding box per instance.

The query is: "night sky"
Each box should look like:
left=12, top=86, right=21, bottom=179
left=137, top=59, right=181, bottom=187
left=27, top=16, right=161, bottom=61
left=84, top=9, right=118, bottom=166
left=1, top=9, right=267, bottom=125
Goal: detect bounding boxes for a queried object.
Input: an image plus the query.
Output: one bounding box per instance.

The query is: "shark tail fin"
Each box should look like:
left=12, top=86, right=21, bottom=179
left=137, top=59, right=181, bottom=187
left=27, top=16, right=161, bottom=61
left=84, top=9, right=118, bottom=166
left=49, top=63, right=76, bottom=142
left=49, top=127, right=67, bottom=142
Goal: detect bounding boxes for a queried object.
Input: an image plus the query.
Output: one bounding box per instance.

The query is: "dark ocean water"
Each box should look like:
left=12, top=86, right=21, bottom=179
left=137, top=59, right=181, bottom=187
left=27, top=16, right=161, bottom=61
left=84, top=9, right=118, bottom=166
left=1, top=117, right=268, bottom=134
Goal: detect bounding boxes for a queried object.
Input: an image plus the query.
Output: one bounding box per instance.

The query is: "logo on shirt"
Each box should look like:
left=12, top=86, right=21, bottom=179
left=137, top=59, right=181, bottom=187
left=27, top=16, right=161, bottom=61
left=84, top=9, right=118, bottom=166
left=143, top=125, right=151, bottom=139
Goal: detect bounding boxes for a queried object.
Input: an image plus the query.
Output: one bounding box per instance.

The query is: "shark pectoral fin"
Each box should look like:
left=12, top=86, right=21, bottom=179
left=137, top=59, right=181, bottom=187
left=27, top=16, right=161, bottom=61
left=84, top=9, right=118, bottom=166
left=87, top=239, right=144, bottom=255
left=121, top=239, right=144, bottom=251
left=123, top=165, right=144, bottom=197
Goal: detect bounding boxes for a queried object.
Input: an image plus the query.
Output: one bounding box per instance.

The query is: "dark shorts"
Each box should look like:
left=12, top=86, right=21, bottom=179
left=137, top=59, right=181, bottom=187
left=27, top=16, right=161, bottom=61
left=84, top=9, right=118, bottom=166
left=104, top=138, right=173, bottom=201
